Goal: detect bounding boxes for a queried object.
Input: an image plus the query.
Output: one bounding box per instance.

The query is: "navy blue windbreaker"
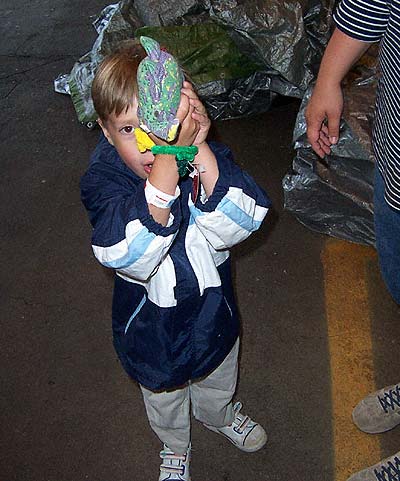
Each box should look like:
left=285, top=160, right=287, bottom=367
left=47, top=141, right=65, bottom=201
left=81, top=135, right=271, bottom=390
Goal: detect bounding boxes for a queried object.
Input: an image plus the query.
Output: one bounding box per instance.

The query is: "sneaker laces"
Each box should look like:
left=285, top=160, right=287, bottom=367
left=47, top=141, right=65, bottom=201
left=378, top=385, right=400, bottom=414
left=373, top=455, right=400, bottom=481
left=232, top=402, right=252, bottom=434
left=159, top=447, right=187, bottom=476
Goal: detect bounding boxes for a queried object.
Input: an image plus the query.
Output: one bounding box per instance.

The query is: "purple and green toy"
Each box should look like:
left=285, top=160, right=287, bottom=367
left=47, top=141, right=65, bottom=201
left=137, top=36, right=184, bottom=142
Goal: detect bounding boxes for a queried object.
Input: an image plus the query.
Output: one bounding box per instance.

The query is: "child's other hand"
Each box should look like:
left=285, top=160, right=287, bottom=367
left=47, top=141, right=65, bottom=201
left=148, top=93, right=198, bottom=147
left=181, top=81, right=210, bottom=146
left=174, top=90, right=200, bottom=146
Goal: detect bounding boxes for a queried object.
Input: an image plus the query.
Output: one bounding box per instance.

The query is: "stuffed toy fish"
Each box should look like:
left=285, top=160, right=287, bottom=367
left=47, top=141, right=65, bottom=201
left=137, top=36, right=184, bottom=142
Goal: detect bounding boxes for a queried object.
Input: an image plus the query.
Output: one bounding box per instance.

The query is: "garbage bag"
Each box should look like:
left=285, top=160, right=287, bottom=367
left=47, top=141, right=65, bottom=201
left=282, top=147, right=375, bottom=246
left=132, top=0, right=208, bottom=26
left=134, top=0, right=336, bottom=93
left=135, top=23, right=261, bottom=87
left=55, top=0, right=337, bottom=124
left=135, top=23, right=280, bottom=120
left=54, top=1, right=139, bottom=126
left=208, top=0, right=313, bottom=92
left=283, top=46, right=379, bottom=246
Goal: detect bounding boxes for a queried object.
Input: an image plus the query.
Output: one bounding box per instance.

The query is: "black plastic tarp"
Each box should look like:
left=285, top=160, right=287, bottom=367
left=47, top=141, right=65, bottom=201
left=54, top=0, right=336, bottom=125
left=54, top=0, right=379, bottom=246
left=282, top=45, right=378, bottom=246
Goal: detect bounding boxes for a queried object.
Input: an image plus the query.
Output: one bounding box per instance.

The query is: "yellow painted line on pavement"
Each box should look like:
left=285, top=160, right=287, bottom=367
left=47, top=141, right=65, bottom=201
left=321, top=239, right=381, bottom=481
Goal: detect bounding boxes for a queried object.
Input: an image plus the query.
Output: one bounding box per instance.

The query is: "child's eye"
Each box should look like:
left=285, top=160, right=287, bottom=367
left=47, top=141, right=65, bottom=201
left=120, top=126, right=134, bottom=134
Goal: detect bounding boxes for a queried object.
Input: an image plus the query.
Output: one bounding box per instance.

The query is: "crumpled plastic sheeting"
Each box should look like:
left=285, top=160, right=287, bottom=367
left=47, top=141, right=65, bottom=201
left=54, top=1, right=138, bottom=125
left=208, top=1, right=312, bottom=92
left=133, top=0, right=335, bottom=91
left=55, top=0, right=337, bottom=124
left=135, top=22, right=276, bottom=121
left=135, top=23, right=260, bottom=86
left=199, top=0, right=337, bottom=115
left=133, top=0, right=208, bottom=26
left=130, top=0, right=337, bottom=97
left=198, top=72, right=277, bottom=121
left=283, top=148, right=375, bottom=246
left=283, top=48, right=378, bottom=246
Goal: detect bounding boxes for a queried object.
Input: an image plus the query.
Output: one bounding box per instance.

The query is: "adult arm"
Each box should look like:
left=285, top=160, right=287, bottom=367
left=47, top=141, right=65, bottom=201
left=305, top=28, right=372, bottom=157
left=306, top=0, right=390, bottom=157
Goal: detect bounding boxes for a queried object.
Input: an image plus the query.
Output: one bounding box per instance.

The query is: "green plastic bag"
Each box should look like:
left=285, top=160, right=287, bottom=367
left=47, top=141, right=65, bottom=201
left=135, top=23, right=262, bottom=86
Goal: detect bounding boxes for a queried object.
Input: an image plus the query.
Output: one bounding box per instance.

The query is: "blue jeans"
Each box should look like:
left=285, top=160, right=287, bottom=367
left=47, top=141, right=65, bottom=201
left=374, top=168, right=400, bottom=304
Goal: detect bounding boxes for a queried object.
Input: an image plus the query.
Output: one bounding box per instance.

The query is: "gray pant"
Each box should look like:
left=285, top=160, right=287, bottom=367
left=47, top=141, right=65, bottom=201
left=140, top=339, right=239, bottom=454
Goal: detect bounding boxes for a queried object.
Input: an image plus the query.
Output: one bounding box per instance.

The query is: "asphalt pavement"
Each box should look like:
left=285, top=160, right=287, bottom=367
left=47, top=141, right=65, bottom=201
left=2, top=2, right=400, bottom=481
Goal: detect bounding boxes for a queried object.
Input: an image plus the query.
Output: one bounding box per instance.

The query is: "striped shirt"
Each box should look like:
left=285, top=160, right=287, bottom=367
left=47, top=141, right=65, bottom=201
left=334, top=0, right=400, bottom=210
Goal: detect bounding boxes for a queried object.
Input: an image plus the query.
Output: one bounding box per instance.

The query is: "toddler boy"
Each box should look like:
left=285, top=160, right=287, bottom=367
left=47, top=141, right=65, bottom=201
left=80, top=39, right=270, bottom=480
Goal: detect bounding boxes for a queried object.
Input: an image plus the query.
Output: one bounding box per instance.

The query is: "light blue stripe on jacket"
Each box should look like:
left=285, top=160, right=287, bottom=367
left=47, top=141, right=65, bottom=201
left=216, top=196, right=263, bottom=232
left=189, top=195, right=263, bottom=232
left=99, top=226, right=156, bottom=269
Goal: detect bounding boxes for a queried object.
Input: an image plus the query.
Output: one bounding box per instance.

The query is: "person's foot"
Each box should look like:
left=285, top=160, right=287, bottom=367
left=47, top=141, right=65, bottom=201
left=204, top=401, right=267, bottom=452
left=352, top=383, right=400, bottom=434
left=159, top=444, right=191, bottom=481
left=347, top=451, right=400, bottom=481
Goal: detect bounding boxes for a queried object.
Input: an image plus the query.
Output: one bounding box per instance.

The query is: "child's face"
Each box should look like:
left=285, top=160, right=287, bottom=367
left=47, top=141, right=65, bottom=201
left=98, top=98, right=154, bottom=179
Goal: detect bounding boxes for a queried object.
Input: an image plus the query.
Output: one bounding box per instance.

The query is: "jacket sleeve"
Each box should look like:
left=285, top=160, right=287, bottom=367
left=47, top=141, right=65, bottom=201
left=80, top=152, right=182, bottom=282
left=189, top=142, right=271, bottom=250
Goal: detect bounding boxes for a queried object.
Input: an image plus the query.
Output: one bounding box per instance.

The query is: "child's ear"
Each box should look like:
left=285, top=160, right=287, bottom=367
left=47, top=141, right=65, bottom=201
left=97, top=119, right=114, bottom=146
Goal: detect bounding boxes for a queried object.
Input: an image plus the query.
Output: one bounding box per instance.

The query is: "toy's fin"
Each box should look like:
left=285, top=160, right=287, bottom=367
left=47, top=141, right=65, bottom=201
left=166, top=119, right=180, bottom=142
left=139, top=36, right=160, bottom=61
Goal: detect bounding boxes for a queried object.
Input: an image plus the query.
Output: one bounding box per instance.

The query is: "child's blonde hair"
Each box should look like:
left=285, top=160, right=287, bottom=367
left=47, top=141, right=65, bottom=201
left=91, top=40, right=146, bottom=121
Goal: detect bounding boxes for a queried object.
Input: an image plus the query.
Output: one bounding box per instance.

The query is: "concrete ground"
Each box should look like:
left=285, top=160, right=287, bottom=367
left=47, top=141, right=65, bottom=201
left=1, top=1, right=400, bottom=481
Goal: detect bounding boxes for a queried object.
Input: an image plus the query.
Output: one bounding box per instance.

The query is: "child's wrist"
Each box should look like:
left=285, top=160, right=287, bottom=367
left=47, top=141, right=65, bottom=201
left=145, top=180, right=180, bottom=209
left=194, top=140, right=208, bottom=148
left=195, top=141, right=209, bottom=151
left=151, top=145, right=199, bottom=177
left=195, top=142, right=212, bottom=161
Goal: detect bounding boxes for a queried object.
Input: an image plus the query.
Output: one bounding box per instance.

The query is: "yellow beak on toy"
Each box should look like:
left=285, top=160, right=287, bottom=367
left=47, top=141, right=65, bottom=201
left=134, top=128, right=155, bottom=153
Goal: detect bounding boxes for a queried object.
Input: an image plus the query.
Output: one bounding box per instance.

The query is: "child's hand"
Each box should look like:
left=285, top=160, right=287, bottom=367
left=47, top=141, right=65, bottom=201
left=174, top=91, right=200, bottom=146
left=181, top=81, right=211, bottom=146
left=149, top=84, right=205, bottom=147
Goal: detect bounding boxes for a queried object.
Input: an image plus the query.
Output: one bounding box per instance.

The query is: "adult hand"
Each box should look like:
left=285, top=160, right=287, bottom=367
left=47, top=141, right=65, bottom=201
left=305, top=82, right=343, bottom=158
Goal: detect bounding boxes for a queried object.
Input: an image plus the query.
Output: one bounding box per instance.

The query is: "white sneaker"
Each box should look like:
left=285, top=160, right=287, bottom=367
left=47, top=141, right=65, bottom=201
left=346, top=451, right=400, bottom=481
left=204, top=401, right=267, bottom=453
left=159, top=444, right=191, bottom=481
left=352, top=383, right=400, bottom=434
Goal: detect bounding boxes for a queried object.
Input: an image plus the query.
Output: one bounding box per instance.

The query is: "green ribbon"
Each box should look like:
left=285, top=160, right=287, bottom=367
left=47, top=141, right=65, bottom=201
left=151, top=145, right=199, bottom=177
